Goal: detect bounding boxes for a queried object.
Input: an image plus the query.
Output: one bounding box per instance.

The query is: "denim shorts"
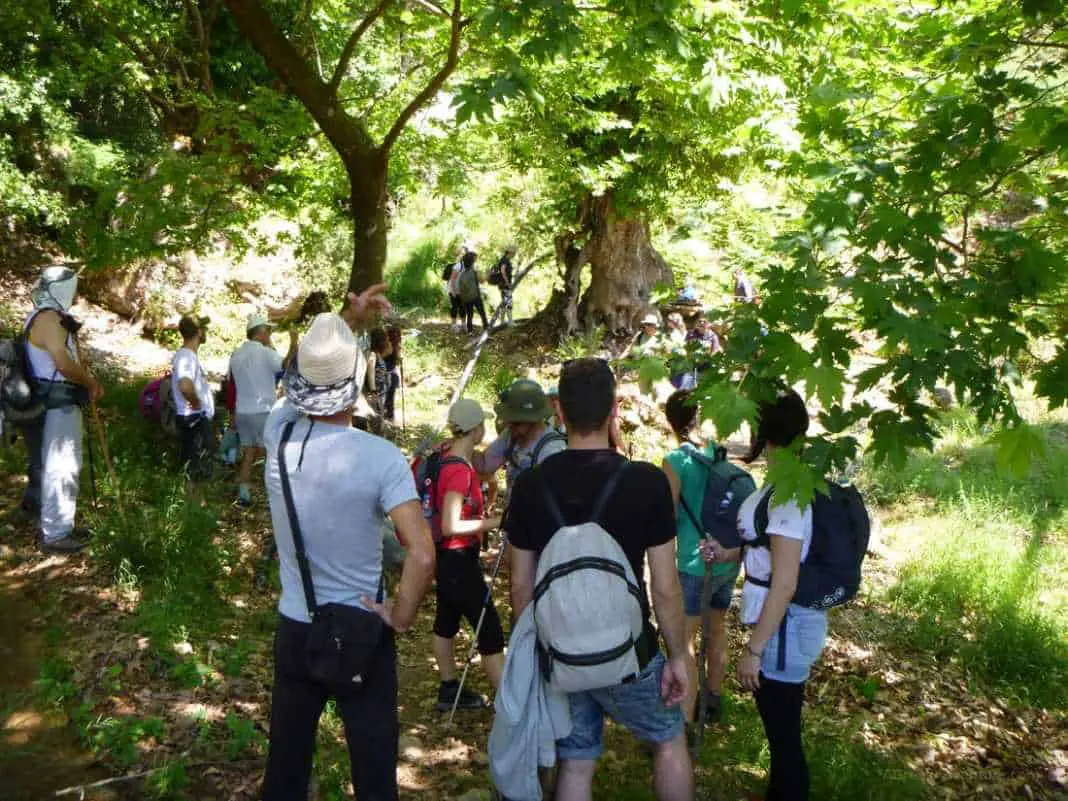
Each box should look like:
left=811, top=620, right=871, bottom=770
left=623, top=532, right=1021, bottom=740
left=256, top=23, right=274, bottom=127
left=556, top=653, right=684, bottom=761
left=678, top=565, right=740, bottom=616
left=759, top=604, right=828, bottom=684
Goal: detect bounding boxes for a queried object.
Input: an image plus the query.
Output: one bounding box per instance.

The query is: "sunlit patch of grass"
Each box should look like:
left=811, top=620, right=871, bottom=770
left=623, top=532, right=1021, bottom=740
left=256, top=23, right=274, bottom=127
left=862, top=414, right=1068, bottom=707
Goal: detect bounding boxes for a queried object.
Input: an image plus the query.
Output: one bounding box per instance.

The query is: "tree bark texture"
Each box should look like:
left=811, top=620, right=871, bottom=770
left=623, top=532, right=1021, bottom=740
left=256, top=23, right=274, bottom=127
left=547, top=193, right=672, bottom=336
left=348, top=158, right=390, bottom=293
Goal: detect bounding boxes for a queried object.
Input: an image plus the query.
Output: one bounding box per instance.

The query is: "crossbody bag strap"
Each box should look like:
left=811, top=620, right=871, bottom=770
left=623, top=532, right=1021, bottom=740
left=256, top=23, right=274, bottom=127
left=678, top=492, right=705, bottom=539
left=278, top=419, right=318, bottom=618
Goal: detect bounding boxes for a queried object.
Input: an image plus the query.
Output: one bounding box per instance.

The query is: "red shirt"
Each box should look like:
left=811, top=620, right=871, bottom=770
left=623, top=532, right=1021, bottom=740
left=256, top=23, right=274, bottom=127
left=434, top=457, right=483, bottom=550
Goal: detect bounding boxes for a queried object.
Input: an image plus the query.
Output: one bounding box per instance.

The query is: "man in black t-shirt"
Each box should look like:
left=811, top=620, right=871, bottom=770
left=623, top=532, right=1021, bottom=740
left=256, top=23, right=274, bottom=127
left=504, top=358, right=694, bottom=801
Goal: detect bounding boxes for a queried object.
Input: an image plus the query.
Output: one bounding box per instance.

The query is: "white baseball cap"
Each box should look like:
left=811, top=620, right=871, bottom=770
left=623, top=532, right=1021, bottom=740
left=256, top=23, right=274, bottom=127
left=246, top=312, right=272, bottom=332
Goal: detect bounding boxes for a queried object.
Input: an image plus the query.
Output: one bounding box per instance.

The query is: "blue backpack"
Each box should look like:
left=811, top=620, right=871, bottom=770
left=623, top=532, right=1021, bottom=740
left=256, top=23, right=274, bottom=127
left=676, top=444, right=757, bottom=549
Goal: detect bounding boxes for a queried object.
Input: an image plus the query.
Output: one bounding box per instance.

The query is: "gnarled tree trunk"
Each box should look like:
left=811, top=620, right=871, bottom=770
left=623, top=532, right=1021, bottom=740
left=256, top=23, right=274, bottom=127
left=543, top=192, right=672, bottom=337
left=348, top=156, right=389, bottom=293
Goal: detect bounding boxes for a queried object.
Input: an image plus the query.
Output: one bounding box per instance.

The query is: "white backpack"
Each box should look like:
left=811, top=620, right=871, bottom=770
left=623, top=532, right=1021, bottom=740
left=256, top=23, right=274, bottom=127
left=533, top=464, right=645, bottom=693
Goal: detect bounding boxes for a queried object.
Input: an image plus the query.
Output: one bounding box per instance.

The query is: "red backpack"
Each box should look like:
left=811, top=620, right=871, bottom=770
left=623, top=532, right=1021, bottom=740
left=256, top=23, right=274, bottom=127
left=139, top=373, right=170, bottom=421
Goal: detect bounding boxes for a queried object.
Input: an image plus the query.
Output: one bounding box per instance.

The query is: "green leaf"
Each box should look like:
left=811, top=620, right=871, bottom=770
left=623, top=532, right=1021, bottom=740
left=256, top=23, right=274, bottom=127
left=764, top=445, right=825, bottom=508
left=803, top=362, right=844, bottom=408
left=695, top=381, right=758, bottom=440
left=988, top=424, right=1047, bottom=479
left=636, top=356, right=668, bottom=388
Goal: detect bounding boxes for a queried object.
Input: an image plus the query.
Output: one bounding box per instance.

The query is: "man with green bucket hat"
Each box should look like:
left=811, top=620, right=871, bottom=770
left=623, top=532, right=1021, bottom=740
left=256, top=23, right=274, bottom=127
left=474, top=379, right=566, bottom=490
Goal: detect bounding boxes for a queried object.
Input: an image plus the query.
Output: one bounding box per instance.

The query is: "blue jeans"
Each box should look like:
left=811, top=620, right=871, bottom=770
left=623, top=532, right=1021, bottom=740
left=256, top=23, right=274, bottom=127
left=759, top=605, right=827, bottom=684
left=679, top=565, right=740, bottom=614
left=556, top=653, right=684, bottom=761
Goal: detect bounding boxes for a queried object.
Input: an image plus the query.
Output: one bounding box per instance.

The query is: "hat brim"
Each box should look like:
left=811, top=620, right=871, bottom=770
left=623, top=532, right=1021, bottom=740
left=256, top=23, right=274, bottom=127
left=494, top=399, right=552, bottom=423
left=286, top=371, right=359, bottom=417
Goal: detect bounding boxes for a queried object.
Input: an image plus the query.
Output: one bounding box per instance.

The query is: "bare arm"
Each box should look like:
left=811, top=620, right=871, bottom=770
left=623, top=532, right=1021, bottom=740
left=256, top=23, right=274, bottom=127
left=283, top=328, right=299, bottom=371
left=510, top=545, right=536, bottom=619
left=31, top=313, right=100, bottom=395
left=647, top=539, right=687, bottom=661
left=746, top=535, right=801, bottom=653
left=177, top=377, right=202, bottom=409
left=440, top=491, right=500, bottom=538
left=382, top=500, right=436, bottom=633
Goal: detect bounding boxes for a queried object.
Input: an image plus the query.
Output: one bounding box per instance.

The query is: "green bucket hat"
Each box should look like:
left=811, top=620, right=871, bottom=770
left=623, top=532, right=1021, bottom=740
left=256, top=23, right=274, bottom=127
left=495, top=379, right=552, bottom=423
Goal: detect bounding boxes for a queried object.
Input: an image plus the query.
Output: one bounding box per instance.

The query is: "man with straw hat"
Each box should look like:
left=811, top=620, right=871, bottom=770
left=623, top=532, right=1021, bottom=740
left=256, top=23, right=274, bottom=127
left=260, top=294, right=435, bottom=801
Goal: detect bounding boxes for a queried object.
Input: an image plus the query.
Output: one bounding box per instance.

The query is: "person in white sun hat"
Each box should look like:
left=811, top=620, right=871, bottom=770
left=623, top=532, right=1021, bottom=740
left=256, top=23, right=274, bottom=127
left=227, top=311, right=298, bottom=507
left=260, top=287, right=435, bottom=801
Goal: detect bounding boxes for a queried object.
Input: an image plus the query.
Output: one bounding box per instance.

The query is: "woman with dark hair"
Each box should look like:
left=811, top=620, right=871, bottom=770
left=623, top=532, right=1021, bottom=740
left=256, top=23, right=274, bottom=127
left=712, top=389, right=824, bottom=801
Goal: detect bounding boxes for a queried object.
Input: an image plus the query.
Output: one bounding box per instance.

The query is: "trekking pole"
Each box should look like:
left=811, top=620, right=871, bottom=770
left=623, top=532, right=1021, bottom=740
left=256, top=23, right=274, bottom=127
left=692, top=561, right=714, bottom=760
left=399, top=361, right=407, bottom=433
left=448, top=530, right=509, bottom=726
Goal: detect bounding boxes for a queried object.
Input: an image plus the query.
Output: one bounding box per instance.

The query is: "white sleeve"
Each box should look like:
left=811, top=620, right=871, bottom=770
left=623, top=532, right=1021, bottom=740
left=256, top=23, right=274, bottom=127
left=765, top=498, right=810, bottom=541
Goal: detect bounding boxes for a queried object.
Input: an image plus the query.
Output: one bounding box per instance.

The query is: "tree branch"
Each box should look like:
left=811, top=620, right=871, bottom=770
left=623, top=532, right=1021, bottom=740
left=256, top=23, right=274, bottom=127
left=409, top=0, right=449, bottom=17
left=223, top=0, right=376, bottom=158
left=327, top=0, right=395, bottom=93
left=181, top=0, right=214, bottom=92
left=379, top=0, right=463, bottom=156
left=1009, top=37, right=1068, bottom=50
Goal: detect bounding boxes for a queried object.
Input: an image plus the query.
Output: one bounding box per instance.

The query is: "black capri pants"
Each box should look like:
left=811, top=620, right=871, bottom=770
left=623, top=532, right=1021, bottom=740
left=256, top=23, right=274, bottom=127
left=433, top=545, right=505, bottom=654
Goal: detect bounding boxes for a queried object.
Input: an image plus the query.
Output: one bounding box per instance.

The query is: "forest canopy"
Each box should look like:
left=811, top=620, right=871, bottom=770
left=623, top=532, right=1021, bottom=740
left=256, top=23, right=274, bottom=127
left=2, top=0, right=1067, bottom=497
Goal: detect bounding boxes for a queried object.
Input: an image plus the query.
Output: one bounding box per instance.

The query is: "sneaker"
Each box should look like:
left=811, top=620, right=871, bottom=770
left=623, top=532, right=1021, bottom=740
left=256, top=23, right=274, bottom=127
left=435, top=679, right=487, bottom=712
left=39, top=534, right=89, bottom=554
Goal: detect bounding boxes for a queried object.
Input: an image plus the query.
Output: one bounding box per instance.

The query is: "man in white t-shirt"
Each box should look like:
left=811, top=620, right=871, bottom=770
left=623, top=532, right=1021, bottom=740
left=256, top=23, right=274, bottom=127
left=228, top=313, right=297, bottom=506
left=172, top=316, right=215, bottom=488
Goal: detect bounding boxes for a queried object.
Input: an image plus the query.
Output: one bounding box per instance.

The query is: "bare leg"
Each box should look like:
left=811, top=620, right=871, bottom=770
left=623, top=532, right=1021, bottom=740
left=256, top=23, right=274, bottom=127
left=555, top=759, right=596, bottom=801
left=433, top=634, right=456, bottom=682
left=482, top=651, right=505, bottom=688
left=705, top=609, right=729, bottom=694
left=653, top=733, right=694, bottom=801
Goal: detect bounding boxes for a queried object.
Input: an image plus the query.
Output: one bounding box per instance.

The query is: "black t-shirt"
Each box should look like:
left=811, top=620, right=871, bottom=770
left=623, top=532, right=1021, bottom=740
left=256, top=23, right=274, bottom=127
left=503, top=449, right=676, bottom=637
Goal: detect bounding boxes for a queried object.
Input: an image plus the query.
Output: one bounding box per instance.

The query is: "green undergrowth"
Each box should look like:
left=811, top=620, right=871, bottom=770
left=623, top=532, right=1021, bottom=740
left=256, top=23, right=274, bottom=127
left=861, top=411, right=1068, bottom=707
left=595, top=691, right=928, bottom=801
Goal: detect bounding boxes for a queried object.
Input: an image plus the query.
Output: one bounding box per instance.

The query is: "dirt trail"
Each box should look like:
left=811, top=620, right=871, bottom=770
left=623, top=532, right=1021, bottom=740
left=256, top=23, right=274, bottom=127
left=0, top=534, right=114, bottom=800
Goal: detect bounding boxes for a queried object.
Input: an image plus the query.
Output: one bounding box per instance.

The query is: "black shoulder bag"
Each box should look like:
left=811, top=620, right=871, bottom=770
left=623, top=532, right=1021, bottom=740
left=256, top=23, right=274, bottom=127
left=278, top=420, right=385, bottom=687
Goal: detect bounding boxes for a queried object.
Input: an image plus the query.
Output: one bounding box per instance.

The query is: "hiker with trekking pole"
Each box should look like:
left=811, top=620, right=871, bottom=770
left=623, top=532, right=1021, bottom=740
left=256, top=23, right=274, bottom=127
left=412, top=398, right=506, bottom=714
left=661, top=389, right=756, bottom=753
left=9, top=266, right=103, bottom=553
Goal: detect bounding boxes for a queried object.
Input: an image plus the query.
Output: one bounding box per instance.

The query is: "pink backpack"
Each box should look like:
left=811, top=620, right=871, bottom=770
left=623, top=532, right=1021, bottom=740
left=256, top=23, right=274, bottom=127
left=140, top=373, right=170, bottom=421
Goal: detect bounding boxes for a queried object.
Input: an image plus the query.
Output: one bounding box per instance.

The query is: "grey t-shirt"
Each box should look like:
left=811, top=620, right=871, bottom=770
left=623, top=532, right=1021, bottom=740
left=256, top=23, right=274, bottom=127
left=264, top=399, right=418, bottom=623
left=481, top=426, right=567, bottom=487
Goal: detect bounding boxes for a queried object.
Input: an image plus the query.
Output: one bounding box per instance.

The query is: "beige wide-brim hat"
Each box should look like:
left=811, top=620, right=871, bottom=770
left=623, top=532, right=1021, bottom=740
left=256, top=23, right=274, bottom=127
left=641, top=312, right=660, bottom=327
left=285, top=313, right=366, bottom=416
left=449, top=398, right=491, bottom=434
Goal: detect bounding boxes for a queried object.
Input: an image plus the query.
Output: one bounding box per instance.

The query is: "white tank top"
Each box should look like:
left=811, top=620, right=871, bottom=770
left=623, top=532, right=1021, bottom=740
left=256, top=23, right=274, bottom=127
left=24, top=310, right=77, bottom=381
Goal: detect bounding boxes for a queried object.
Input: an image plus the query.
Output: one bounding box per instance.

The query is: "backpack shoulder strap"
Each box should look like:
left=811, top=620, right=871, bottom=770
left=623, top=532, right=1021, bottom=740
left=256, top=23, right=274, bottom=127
left=531, top=429, right=566, bottom=465
left=752, top=489, right=772, bottom=549
left=277, top=420, right=319, bottom=618
left=590, top=461, right=628, bottom=525
left=678, top=492, right=705, bottom=539
left=538, top=466, right=567, bottom=529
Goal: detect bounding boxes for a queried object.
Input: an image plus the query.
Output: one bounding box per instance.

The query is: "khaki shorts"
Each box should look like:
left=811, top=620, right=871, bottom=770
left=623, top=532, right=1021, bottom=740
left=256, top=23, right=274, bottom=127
left=236, top=412, right=269, bottom=449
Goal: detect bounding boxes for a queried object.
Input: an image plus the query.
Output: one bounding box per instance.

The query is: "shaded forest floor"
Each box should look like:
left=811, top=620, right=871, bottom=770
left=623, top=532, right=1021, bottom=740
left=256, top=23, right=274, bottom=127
left=1, top=295, right=1066, bottom=801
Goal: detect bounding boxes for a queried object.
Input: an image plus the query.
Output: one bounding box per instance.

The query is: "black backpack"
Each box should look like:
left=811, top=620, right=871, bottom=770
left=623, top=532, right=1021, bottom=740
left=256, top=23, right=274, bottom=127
left=506, top=429, right=566, bottom=473
left=0, top=312, right=47, bottom=428
left=676, top=444, right=757, bottom=549
left=412, top=450, right=467, bottom=543
left=487, top=261, right=503, bottom=286
left=751, top=483, right=870, bottom=609
left=441, top=261, right=454, bottom=282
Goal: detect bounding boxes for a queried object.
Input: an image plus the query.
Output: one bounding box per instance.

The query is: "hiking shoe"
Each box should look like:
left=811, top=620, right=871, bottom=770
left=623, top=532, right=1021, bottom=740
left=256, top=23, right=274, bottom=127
left=72, top=527, right=94, bottom=540
left=39, top=534, right=89, bottom=554
left=436, top=680, right=487, bottom=712
left=236, top=496, right=252, bottom=509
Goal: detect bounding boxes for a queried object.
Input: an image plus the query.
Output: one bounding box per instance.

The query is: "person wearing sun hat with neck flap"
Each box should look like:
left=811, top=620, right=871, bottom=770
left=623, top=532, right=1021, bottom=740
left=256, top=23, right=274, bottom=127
left=260, top=293, right=436, bottom=801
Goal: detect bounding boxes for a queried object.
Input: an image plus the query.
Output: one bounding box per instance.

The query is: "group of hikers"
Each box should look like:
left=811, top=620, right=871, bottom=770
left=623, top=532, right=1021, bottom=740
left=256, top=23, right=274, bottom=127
left=445, top=243, right=517, bottom=333
left=2, top=266, right=865, bottom=801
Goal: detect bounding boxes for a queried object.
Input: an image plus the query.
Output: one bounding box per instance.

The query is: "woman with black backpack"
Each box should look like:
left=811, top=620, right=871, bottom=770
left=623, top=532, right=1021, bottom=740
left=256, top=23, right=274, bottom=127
left=711, top=389, right=827, bottom=801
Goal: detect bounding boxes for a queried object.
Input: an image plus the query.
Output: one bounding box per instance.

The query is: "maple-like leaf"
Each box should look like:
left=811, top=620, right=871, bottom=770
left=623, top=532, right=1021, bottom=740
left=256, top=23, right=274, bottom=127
left=988, top=424, right=1047, bottom=479
left=696, top=381, right=758, bottom=441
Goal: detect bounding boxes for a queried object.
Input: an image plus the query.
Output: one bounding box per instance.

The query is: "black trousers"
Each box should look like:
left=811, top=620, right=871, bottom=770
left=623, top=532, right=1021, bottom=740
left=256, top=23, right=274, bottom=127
left=262, top=615, right=399, bottom=801
left=464, top=297, right=489, bottom=331
left=449, top=293, right=463, bottom=321
left=432, top=546, right=505, bottom=654
left=19, top=418, right=45, bottom=512
left=754, top=675, right=809, bottom=801
left=177, top=414, right=214, bottom=482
